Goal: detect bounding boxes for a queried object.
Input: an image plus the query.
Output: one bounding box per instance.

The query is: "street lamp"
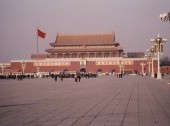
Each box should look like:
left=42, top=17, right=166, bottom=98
left=0, top=64, right=4, bottom=75
left=118, top=59, right=124, bottom=78
left=150, top=35, right=166, bottom=79
left=0, top=64, right=8, bottom=75
left=140, top=61, right=146, bottom=76
left=145, top=54, right=151, bottom=75
left=160, top=12, right=170, bottom=21
left=119, top=59, right=123, bottom=74
left=146, top=46, right=155, bottom=78
left=22, top=61, right=26, bottom=75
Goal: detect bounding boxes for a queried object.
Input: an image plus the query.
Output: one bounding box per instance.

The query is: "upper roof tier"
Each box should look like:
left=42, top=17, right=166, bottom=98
left=50, top=32, right=116, bottom=46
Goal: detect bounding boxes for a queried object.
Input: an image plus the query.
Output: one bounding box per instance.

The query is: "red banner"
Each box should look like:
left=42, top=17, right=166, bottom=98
left=34, top=61, right=71, bottom=66
left=37, top=29, right=46, bottom=39
left=96, top=60, right=134, bottom=65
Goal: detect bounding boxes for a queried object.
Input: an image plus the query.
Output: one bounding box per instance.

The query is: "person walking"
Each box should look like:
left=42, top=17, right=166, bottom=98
left=54, top=75, right=58, bottom=82
left=78, top=74, right=81, bottom=82
left=75, top=74, right=78, bottom=82
left=61, top=74, right=63, bottom=81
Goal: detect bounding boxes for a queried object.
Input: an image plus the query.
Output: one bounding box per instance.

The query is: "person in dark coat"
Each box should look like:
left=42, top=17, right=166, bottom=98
left=54, top=75, right=58, bottom=82
left=78, top=74, right=81, bottom=82
left=60, top=74, right=63, bottom=81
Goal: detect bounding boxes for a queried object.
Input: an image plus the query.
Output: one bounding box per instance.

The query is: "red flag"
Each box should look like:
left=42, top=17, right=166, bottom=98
left=37, top=29, right=46, bottom=39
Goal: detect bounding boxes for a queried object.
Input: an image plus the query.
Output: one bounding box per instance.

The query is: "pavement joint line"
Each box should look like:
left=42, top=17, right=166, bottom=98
left=120, top=81, right=136, bottom=126
left=87, top=89, right=122, bottom=125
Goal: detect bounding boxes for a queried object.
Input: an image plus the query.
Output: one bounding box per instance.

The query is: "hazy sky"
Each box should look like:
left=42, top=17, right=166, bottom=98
left=0, top=0, right=170, bottom=63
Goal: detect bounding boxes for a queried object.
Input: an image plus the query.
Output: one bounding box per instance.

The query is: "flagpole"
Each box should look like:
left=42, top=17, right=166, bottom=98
left=36, top=27, right=46, bottom=75
left=36, top=27, right=39, bottom=74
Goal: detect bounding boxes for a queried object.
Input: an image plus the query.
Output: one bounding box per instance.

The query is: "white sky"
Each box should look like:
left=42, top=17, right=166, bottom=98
left=0, top=0, right=170, bottom=62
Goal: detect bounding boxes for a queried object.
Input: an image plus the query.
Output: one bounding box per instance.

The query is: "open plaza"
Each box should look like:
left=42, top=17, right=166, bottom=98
left=0, top=75, right=170, bottom=126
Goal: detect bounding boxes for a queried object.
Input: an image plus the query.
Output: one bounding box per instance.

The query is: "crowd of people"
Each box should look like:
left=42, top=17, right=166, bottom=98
left=0, top=74, right=35, bottom=80
left=0, top=72, right=98, bottom=81
left=0, top=72, right=139, bottom=82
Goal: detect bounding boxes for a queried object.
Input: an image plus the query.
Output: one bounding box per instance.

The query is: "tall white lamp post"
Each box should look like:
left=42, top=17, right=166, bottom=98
left=145, top=54, right=151, bottom=75
left=146, top=46, right=155, bottom=78
left=119, top=59, right=123, bottom=74
left=22, top=61, right=26, bottom=75
left=140, top=61, right=146, bottom=76
left=150, top=35, right=166, bottom=79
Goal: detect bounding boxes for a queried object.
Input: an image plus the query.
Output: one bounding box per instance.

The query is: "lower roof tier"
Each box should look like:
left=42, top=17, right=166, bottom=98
left=46, top=47, right=123, bottom=53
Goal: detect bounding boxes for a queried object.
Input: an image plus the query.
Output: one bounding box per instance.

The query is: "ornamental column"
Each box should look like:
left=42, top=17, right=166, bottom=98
left=140, top=61, right=146, bottom=76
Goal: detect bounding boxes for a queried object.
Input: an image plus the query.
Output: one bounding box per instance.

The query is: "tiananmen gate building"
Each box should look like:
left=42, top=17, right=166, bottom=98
left=0, top=32, right=159, bottom=75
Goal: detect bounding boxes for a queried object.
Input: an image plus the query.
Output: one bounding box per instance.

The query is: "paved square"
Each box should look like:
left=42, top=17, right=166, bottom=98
left=0, top=76, right=170, bottom=126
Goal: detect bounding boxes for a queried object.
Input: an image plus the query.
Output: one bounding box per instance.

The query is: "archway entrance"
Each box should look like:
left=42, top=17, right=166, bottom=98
left=80, top=68, right=86, bottom=73
left=63, top=69, right=68, bottom=73
left=111, top=69, right=116, bottom=73
left=97, top=69, right=102, bottom=73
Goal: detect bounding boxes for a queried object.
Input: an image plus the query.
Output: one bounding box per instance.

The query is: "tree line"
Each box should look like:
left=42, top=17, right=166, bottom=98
left=161, top=56, right=170, bottom=66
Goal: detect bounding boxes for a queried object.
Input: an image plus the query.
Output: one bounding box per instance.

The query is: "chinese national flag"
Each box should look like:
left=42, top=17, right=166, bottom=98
left=37, top=29, right=46, bottom=39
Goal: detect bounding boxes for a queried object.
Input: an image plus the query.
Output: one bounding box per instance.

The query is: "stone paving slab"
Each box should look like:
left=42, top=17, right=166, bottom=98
left=0, top=76, right=170, bottom=126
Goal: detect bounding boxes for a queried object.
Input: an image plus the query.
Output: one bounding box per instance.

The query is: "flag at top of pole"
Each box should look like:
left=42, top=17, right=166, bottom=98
left=37, top=28, right=46, bottom=39
left=36, top=28, right=46, bottom=73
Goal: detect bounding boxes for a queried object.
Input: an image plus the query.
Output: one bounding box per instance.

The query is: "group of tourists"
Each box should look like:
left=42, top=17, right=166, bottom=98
left=51, top=72, right=98, bottom=82
left=0, top=72, right=99, bottom=81
left=116, top=73, right=124, bottom=78
left=74, top=74, right=81, bottom=82
left=0, top=74, right=35, bottom=80
left=52, top=74, right=81, bottom=82
left=0, top=71, right=103, bottom=82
